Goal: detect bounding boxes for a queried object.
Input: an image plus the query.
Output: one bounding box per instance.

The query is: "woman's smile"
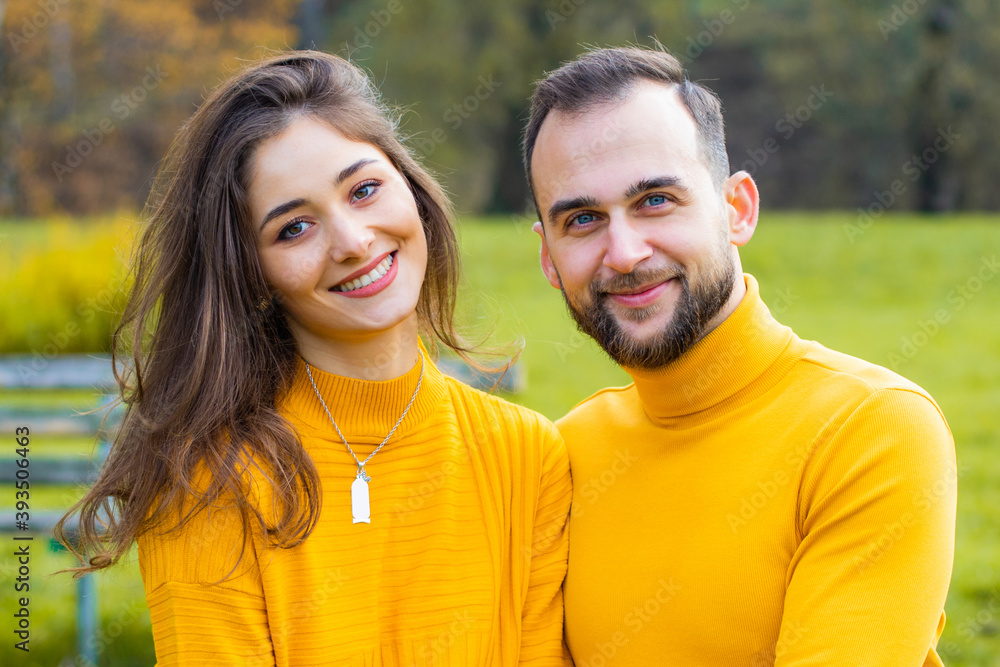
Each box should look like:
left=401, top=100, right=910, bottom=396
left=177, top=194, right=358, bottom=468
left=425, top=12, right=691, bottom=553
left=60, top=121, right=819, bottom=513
left=331, top=250, right=399, bottom=297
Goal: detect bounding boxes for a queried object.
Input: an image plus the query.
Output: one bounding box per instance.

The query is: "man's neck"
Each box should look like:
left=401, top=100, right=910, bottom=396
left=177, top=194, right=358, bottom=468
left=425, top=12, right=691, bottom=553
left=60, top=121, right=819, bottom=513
left=625, top=273, right=798, bottom=423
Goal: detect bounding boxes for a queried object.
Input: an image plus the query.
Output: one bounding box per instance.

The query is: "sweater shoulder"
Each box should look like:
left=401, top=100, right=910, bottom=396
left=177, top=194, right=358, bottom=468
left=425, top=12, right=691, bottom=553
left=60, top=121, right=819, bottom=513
left=442, top=373, right=561, bottom=441
left=440, top=376, right=569, bottom=487
left=555, top=383, right=637, bottom=431
left=794, top=339, right=942, bottom=412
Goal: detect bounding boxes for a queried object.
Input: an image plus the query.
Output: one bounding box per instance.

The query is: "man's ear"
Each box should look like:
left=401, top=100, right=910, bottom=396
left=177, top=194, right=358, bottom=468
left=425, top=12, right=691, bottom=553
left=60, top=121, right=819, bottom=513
left=533, top=221, right=562, bottom=290
left=724, top=171, right=759, bottom=246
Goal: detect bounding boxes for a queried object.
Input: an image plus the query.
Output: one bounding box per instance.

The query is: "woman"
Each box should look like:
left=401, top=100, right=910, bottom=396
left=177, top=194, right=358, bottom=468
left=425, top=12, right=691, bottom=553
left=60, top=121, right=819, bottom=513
left=57, top=51, right=572, bottom=665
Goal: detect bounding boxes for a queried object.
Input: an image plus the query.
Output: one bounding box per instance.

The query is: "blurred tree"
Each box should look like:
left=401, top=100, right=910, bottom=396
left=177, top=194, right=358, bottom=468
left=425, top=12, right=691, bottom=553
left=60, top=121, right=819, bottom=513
left=315, top=0, right=693, bottom=214
left=1, top=0, right=998, bottom=216
left=708, top=0, right=986, bottom=211
left=0, top=0, right=300, bottom=216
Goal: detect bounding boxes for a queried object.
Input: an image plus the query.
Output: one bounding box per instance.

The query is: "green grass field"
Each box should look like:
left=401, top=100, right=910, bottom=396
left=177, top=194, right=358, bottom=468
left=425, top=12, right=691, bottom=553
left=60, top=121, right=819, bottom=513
left=1, top=213, right=998, bottom=665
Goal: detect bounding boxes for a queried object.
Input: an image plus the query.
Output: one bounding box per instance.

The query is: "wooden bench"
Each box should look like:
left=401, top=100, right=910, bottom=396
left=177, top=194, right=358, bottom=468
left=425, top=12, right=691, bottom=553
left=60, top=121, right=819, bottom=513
left=0, top=354, right=121, bottom=667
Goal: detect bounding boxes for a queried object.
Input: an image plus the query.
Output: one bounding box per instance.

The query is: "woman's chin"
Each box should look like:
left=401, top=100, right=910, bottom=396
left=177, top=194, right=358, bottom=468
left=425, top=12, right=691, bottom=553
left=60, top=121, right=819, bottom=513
left=340, top=301, right=420, bottom=338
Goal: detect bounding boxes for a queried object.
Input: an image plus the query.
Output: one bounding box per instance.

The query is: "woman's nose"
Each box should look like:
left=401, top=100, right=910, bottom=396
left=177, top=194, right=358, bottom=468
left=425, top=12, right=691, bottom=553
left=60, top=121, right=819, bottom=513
left=326, top=214, right=376, bottom=264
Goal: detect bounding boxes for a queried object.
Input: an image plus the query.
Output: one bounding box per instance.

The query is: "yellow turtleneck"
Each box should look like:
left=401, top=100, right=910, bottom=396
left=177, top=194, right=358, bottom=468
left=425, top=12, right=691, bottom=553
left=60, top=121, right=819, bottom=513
left=558, top=274, right=956, bottom=666
left=137, top=344, right=573, bottom=666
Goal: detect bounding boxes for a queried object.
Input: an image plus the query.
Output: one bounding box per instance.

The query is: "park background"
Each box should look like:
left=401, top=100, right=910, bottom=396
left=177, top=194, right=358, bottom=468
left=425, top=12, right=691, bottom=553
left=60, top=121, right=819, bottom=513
left=1, top=0, right=998, bottom=665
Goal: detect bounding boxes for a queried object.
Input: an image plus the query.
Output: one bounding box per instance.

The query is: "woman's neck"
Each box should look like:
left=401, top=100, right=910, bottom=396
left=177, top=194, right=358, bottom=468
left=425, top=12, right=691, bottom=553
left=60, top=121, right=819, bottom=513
left=293, top=316, right=422, bottom=381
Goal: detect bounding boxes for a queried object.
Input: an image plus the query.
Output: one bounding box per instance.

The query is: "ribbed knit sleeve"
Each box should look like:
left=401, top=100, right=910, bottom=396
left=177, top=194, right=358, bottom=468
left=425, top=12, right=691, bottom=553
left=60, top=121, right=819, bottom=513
left=778, top=388, right=957, bottom=666
left=450, top=389, right=573, bottom=667
left=137, top=485, right=276, bottom=666
left=520, top=420, right=573, bottom=666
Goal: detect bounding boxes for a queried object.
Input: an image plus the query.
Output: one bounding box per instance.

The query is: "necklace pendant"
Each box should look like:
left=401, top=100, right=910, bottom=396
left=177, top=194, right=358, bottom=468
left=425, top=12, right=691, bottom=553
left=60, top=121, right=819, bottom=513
left=351, top=470, right=371, bottom=524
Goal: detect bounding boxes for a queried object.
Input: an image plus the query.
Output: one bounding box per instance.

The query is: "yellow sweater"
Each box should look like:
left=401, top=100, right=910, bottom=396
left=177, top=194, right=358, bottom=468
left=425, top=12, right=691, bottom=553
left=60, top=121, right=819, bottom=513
left=137, top=347, right=573, bottom=666
left=559, top=274, right=957, bottom=666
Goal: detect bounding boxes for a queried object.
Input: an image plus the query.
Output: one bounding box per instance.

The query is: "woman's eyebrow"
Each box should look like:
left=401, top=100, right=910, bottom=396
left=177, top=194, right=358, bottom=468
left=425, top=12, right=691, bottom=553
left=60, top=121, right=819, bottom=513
left=258, top=158, right=380, bottom=231
left=260, top=198, right=307, bottom=232
left=334, top=158, right=377, bottom=187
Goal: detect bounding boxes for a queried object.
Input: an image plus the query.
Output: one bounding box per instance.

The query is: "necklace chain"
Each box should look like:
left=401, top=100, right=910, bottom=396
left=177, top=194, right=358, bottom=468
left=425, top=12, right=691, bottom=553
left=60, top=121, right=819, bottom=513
left=304, top=350, right=425, bottom=475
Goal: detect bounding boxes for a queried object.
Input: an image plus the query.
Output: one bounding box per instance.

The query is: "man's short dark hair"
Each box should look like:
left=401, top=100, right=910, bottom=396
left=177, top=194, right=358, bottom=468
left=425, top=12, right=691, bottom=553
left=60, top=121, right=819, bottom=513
left=522, top=45, right=730, bottom=206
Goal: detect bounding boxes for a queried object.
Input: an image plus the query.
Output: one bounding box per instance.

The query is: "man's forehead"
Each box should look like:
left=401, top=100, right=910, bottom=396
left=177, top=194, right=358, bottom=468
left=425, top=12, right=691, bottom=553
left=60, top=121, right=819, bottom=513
left=531, top=82, right=702, bottom=203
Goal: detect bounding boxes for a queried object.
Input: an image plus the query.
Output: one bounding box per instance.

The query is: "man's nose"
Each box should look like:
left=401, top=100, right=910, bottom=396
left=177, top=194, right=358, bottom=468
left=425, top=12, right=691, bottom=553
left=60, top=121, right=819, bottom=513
left=602, top=213, right=652, bottom=275
left=327, top=213, right=376, bottom=263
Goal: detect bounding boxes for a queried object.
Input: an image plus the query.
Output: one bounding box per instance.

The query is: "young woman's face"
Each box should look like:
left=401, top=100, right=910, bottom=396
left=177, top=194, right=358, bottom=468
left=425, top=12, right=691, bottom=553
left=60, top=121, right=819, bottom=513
left=250, top=115, right=427, bottom=347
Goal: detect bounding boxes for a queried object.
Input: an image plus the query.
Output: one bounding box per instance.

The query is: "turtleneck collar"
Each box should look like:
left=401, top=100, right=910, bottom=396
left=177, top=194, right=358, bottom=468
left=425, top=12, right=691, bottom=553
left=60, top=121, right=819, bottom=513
left=627, top=273, right=803, bottom=425
left=278, top=338, right=447, bottom=442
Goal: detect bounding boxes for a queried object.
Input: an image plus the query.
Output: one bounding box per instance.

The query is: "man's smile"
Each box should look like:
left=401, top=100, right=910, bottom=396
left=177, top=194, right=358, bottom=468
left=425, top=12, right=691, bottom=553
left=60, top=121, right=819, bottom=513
left=606, top=278, right=675, bottom=309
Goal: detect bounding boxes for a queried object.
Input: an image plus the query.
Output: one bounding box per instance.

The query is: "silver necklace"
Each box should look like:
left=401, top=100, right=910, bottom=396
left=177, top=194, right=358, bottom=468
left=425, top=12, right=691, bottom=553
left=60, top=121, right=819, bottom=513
left=304, top=350, right=425, bottom=524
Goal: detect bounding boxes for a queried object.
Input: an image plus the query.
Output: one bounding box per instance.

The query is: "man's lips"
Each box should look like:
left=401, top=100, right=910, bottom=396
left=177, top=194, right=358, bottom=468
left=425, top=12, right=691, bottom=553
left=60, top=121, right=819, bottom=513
left=605, top=278, right=675, bottom=308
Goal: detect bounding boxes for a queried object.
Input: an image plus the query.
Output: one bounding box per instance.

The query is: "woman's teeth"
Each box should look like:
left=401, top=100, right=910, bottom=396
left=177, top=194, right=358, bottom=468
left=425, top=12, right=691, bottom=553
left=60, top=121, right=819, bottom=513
left=334, top=254, right=393, bottom=292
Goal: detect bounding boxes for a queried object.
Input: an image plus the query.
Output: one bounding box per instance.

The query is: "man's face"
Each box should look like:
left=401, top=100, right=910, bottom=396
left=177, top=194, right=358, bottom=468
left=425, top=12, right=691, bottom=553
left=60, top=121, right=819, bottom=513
left=530, top=81, right=757, bottom=370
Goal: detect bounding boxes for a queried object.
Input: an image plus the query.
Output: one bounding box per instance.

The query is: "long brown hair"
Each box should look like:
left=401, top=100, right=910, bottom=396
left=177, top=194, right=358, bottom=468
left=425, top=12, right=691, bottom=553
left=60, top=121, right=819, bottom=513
left=56, top=51, right=472, bottom=575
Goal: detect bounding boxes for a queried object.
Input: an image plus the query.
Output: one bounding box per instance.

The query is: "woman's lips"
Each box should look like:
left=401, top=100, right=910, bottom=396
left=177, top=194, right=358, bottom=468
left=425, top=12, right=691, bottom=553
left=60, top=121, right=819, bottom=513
left=331, top=251, right=399, bottom=298
left=334, top=251, right=393, bottom=285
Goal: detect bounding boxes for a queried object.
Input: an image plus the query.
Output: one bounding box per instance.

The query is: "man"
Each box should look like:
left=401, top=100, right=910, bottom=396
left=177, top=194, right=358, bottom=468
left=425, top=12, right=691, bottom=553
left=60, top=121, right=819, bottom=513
left=523, top=46, right=957, bottom=665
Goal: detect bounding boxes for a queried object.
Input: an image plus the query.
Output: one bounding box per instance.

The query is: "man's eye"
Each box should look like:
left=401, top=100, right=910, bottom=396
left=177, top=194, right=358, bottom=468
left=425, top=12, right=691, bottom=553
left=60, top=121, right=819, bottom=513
left=570, top=212, right=598, bottom=227
left=644, top=194, right=670, bottom=207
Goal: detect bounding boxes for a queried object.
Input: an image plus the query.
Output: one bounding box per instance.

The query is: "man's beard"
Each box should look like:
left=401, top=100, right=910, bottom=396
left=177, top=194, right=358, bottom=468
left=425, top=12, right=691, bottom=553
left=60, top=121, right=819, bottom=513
left=560, top=253, right=737, bottom=370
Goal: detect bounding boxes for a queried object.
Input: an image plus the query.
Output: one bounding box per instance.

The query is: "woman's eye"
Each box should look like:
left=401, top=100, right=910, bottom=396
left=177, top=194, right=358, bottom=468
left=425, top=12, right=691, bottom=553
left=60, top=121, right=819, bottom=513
left=644, top=194, right=669, bottom=207
left=352, top=181, right=379, bottom=201
left=278, top=219, right=309, bottom=240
